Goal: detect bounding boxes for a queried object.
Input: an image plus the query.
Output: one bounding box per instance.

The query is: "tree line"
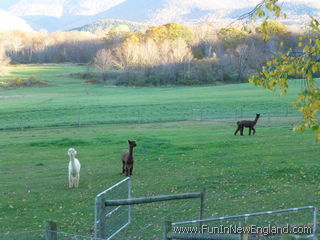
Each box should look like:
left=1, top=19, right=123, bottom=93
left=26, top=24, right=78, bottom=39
left=0, top=21, right=309, bottom=86
left=94, top=21, right=303, bottom=86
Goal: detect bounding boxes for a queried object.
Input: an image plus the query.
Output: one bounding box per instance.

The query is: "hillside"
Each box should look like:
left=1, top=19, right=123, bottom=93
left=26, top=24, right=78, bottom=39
left=74, top=19, right=149, bottom=33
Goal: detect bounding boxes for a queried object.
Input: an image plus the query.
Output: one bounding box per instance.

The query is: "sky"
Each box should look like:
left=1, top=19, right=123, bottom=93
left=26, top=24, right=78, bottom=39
left=0, top=0, right=319, bottom=32
left=1, top=0, right=320, bottom=16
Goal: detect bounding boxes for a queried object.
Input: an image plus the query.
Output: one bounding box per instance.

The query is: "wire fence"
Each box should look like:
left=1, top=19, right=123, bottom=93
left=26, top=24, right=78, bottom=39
left=192, top=109, right=302, bottom=128
left=0, top=105, right=302, bottom=131
left=93, top=178, right=205, bottom=240
left=167, top=206, right=317, bottom=240
left=1, top=206, right=316, bottom=240
left=94, top=178, right=131, bottom=239
left=110, top=197, right=205, bottom=240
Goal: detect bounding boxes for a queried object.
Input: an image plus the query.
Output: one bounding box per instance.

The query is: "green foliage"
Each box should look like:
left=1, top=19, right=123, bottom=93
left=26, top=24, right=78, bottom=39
left=145, top=22, right=194, bottom=43
left=108, top=24, right=131, bottom=34
left=114, top=60, right=244, bottom=87
left=249, top=1, right=320, bottom=140
left=123, top=31, right=145, bottom=44
left=255, top=20, right=288, bottom=41
left=122, top=23, right=193, bottom=44
left=252, top=0, right=284, bottom=22
left=192, top=48, right=205, bottom=59
left=74, top=19, right=149, bottom=33
left=0, top=76, right=50, bottom=88
left=218, top=27, right=248, bottom=48
left=69, top=72, right=98, bottom=80
left=107, top=24, right=131, bottom=39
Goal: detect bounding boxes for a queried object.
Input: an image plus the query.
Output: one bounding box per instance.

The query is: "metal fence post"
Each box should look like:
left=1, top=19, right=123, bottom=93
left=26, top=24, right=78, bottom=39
left=199, top=189, right=206, bottom=230
left=98, top=197, right=106, bottom=239
left=164, top=221, right=172, bottom=240
left=45, top=220, right=57, bottom=240
left=312, top=207, right=317, bottom=238
left=200, top=189, right=205, bottom=221
left=128, top=177, right=132, bottom=224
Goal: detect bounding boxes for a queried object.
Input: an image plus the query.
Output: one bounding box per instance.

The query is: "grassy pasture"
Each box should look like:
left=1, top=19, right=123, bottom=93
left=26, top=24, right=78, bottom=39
left=0, top=64, right=303, bottom=130
left=0, top=122, right=319, bottom=237
left=0, top=64, right=319, bottom=238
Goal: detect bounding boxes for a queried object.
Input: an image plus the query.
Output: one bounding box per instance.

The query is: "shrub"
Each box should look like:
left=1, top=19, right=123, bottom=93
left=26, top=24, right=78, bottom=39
left=0, top=76, right=50, bottom=88
left=69, top=72, right=98, bottom=79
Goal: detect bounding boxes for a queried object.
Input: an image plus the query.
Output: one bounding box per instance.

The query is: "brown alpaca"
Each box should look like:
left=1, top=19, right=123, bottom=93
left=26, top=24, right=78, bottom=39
left=234, top=113, right=260, bottom=136
left=121, top=140, right=137, bottom=176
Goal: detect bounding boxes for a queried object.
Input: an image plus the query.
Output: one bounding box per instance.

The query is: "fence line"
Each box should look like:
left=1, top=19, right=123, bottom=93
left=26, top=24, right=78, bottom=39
left=0, top=106, right=302, bottom=131
left=165, top=206, right=317, bottom=240
left=94, top=177, right=206, bottom=240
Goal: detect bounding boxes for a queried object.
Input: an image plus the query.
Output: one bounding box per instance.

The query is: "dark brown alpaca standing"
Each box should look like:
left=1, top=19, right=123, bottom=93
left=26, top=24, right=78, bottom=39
left=234, top=113, right=260, bottom=136
left=121, top=140, right=137, bottom=176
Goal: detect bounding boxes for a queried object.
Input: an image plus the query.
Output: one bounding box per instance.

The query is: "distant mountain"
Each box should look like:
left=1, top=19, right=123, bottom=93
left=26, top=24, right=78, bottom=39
left=0, top=0, right=319, bottom=32
left=74, top=19, right=149, bottom=33
left=8, top=0, right=126, bottom=17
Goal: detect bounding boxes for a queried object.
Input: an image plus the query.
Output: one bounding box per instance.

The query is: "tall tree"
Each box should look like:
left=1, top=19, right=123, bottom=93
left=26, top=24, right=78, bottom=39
left=248, top=0, right=320, bottom=140
left=93, top=49, right=114, bottom=81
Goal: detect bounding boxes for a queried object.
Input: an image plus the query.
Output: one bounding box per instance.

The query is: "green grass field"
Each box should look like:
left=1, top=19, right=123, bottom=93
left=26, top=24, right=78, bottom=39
left=0, top=64, right=319, bottom=239
left=0, top=65, right=303, bottom=130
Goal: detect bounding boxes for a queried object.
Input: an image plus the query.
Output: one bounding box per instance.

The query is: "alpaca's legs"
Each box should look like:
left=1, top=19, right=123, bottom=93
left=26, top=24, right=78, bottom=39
left=125, top=165, right=129, bottom=177
left=76, top=175, right=80, bottom=188
left=252, top=127, right=256, bottom=135
left=122, top=162, right=125, bottom=175
left=69, top=175, right=72, bottom=188
left=234, top=127, right=240, bottom=135
left=129, top=165, right=133, bottom=176
left=125, top=164, right=134, bottom=176
left=240, top=127, right=244, bottom=136
left=249, top=127, right=252, bottom=135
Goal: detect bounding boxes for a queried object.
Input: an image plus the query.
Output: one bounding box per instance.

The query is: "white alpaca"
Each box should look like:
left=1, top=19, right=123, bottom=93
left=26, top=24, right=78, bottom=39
left=68, top=148, right=81, bottom=188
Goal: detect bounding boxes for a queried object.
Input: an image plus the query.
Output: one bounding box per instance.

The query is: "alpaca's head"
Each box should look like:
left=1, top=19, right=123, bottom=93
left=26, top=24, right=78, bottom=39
left=256, top=113, right=260, bottom=118
left=128, top=140, right=137, bottom=148
left=68, top=148, right=77, bottom=157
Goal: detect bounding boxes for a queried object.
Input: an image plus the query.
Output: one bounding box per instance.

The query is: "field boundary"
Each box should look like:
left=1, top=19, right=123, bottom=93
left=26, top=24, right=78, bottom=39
left=0, top=113, right=302, bottom=133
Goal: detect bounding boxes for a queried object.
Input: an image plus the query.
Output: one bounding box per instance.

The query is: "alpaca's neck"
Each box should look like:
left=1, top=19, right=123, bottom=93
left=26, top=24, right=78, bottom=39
left=128, top=146, right=134, bottom=160
left=69, top=155, right=77, bottom=168
left=254, top=116, right=260, bottom=124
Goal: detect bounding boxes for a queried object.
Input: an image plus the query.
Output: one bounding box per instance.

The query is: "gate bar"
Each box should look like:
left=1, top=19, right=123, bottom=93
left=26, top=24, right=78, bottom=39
left=105, top=192, right=203, bottom=206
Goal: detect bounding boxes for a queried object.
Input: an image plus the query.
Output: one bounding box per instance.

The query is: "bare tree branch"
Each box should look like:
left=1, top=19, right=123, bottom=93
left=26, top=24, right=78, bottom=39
left=237, top=0, right=266, bottom=20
